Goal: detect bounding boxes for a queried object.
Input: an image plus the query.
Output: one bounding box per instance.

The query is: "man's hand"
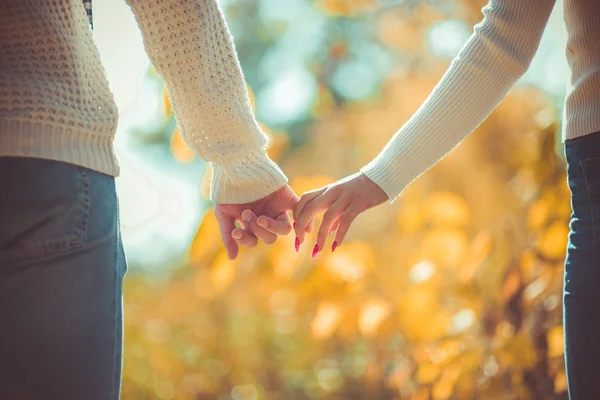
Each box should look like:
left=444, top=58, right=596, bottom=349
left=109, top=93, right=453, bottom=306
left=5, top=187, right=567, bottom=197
left=215, top=185, right=299, bottom=260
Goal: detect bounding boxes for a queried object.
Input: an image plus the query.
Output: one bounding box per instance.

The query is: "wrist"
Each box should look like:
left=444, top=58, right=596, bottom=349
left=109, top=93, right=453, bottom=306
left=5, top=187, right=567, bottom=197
left=360, top=159, right=410, bottom=204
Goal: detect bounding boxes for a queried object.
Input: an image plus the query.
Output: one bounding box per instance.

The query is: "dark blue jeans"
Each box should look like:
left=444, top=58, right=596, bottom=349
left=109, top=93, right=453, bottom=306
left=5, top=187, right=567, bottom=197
left=564, top=131, right=600, bottom=400
left=0, top=158, right=127, bottom=400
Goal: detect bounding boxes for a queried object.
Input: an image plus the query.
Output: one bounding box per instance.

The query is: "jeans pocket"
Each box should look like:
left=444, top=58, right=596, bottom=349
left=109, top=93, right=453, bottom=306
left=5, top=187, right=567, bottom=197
left=581, top=157, right=600, bottom=246
left=0, top=159, right=90, bottom=256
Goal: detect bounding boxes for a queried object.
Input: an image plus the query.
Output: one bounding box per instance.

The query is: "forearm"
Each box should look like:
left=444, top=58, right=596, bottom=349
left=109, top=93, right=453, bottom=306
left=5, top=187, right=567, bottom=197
left=126, top=0, right=287, bottom=203
left=361, top=0, right=556, bottom=202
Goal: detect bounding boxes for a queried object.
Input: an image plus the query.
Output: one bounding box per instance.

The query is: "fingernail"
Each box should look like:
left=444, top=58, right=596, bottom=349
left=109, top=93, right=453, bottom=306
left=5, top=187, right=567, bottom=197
left=232, top=231, right=243, bottom=240
left=242, top=210, right=252, bottom=222
left=312, top=244, right=320, bottom=258
left=295, top=237, right=300, bottom=252
left=257, top=218, right=267, bottom=228
left=332, top=241, right=338, bottom=252
left=293, top=221, right=296, bottom=230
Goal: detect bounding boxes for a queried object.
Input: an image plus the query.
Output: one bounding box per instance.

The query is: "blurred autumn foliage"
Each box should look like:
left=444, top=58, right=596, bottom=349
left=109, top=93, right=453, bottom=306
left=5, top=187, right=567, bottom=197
left=121, top=0, right=569, bottom=399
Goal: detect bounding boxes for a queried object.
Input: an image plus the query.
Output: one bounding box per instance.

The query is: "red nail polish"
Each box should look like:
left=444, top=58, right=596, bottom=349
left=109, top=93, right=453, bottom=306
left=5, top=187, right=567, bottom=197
left=332, top=241, right=338, bottom=252
left=312, top=244, right=320, bottom=258
left=295, top=237, right=300, bottom=252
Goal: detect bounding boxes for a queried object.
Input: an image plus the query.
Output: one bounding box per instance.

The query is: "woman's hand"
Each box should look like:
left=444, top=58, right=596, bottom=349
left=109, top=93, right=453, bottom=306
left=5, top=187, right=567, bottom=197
left=292, top=172, right=389, bottom=257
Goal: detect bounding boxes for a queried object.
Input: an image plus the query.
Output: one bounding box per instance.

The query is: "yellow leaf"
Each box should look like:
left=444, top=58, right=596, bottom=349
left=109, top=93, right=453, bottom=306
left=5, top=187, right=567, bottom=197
left=497, top=332, right=537, bottom=368
left=554, top=370, right=567, bottom=393
left=502, top=268, right=521, bottom=301
left=399, top=285, right=451, bottom=341
left=188, top=210, right=222, bottom=265
left=523, top=276, right=550, bottom=302
left=163, top=88, right=172, bottom=117
left=290, top=175, right=335, bottom=196
left=520, top=249, right=538, bottom=281
left=265, top=130, right=289, bottom=162
left=459, top=231, right=492, bottom=283
left=397, top=196, right=424, bottom=234
left=547, top=325, right=564, bottom=358
left=259, top=122, right=288, bottom=162
left=271, top=236, right=304, bottom=280
left=324, top=241, right=374, bottom=282
left=193, top=269, right=217, bottom=300
left=449, top=309, right=476, bottom=335
left=421, top=228, right=469, bottom=268
left=386, top=361, right=411, bottom=390
left=417, top=363, right=440, bottom=384
left=209, top=252, right=236, bottom=291
left=378, top=12, right=422, bottom=52
left=536, top=221, right=569, bottom=260
left=247, top=85, right=256, bottom=111
left=425, top=192, right=471, bottom=228
left=432, top=377, right=454, bottom=400
left=170, top=126, right=194, bottom=163
left=409, top=260, right=437, bottom=283
left=412, top=388, right=431, bottom=400
left=358, top=299, right=391, bottom=337
left=316, top=0, right=373, bottom=16
left=495, top=321, right=516, bottom=339
left=311, top=302, right=342, bottom=339
left=329, top=41, right=348, bottom=59
left=528, top=197, right=549, bottom=230
left=439, top=339, right=464, bottom=359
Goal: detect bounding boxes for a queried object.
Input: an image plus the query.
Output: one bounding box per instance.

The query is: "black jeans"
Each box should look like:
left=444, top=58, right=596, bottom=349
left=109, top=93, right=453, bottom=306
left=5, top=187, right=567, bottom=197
left=564, top=131, right=600, bottom=400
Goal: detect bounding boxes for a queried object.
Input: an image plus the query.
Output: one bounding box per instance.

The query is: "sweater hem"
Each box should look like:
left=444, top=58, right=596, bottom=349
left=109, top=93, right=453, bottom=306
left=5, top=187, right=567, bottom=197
left=0, top=120, right=119, bottom=177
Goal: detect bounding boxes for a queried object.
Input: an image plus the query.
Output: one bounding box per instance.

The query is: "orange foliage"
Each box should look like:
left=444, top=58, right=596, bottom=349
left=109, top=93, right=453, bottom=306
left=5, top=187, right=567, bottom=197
left=123, top=1, right=568, bottom=399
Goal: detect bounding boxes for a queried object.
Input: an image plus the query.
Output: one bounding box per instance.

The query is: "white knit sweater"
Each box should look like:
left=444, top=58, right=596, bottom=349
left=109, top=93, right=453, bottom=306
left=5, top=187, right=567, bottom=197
left=361, top=0, right=600, bottom=202
left=0, top=0, right=599, bottom=204
left=0, top=0, right=287, bottom=204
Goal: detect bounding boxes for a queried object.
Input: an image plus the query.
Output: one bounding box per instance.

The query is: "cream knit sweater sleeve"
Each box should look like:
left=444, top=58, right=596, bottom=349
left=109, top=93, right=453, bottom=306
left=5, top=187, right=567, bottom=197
left=361, top=0, right=556, bottom=203
left=126, top=0, right=288, bottom=204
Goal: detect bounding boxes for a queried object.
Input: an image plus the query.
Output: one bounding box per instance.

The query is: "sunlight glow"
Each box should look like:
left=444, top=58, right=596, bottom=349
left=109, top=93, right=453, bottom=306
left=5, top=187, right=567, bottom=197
left=427, top=20, right=470, bottom=59
left=450, top=309, right=475, bottom=334
left=332, top=61, right=377, bottom=100
left=410, top=261, right=436, bottom=283
left=359, top=300, right=391, bottom=336
left=311, top=303, right=342, bottom=339
left=259, top=67, right=317, bottom=123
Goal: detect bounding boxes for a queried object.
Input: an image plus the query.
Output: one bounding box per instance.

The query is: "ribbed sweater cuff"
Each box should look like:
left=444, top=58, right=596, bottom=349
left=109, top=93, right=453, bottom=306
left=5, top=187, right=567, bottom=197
left=360, top=154, right=413, bottom=205
left=0, top=120, right=119, bottom=176
left=210, top=151, right=288, bottom=204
